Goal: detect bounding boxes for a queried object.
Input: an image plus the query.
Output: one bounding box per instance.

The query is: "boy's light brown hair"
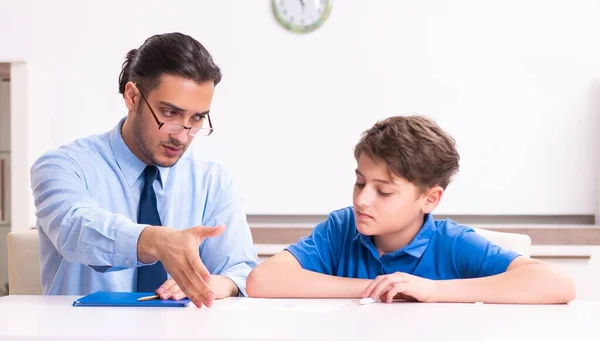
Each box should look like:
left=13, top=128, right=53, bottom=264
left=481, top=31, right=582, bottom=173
left=354, top=115, right=460, bottom=191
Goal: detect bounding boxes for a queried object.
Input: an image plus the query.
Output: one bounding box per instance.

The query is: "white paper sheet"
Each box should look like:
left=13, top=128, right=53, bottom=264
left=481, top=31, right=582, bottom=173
left=213, top=298, right=352, bottom=313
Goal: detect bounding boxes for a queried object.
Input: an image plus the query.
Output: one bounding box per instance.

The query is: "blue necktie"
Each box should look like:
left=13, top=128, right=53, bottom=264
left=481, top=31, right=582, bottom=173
left=136, top=166, right=168, bottom=292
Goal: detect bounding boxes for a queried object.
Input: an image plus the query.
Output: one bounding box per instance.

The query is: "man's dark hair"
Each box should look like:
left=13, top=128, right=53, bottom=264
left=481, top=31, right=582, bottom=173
left=118, top=32, right=222, bottom=95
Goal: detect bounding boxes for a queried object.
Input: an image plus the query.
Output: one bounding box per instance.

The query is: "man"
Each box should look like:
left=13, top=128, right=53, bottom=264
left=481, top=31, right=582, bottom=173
left=30, top=32, right=258, bottom=308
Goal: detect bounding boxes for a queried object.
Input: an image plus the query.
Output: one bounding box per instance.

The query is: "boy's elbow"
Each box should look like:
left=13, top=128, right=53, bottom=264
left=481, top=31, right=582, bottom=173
left=539, top=272, right=576, bottom=304
left=555, top=277, right=576, bottom=304
left=516, top=260, right=577, bottom=304
left=246, top=265, right=269, bottom=298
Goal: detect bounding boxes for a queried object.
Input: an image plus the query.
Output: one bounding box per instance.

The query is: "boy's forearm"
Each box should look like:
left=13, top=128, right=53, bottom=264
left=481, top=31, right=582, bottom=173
left=248, top=267, right=371, bottom=298
left=435, top=264, right=576, bottom=304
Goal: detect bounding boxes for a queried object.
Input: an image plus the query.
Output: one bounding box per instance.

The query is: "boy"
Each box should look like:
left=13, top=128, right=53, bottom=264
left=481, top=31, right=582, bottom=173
left=246, top=115, right=575, bottom=304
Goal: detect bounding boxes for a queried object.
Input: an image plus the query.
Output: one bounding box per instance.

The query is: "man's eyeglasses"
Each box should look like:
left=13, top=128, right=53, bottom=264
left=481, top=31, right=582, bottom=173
left=137, top=87, right=213, bottom=137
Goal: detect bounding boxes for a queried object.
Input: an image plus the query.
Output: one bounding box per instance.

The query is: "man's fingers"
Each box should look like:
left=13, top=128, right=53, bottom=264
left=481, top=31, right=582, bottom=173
left=192, top=224, right=225, bottom=240
left=164, top=278, right=179, bottom=292
left=183, top=251, right=215, bottom=307
left=157, top=278, right=180, bottom=300
left=157, top=226, right=223, bottom=308
left=188, top=249, right=212, bottom=284
left=156, top=277, right=175, bottom=293
left=156, top=278, right=176, bottom=296
left=187, top=256, right=215, bottom=306
left=170, top=271, right=204, bottom=307
left=170, top=286, right=185, bottom=300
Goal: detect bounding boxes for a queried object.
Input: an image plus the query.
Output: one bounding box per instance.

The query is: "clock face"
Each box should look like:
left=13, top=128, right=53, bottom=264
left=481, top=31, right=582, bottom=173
left=272, top=0, right=333, bottom=34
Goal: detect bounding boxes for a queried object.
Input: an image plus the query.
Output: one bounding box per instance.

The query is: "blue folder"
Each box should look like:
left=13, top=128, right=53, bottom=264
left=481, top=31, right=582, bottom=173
left=72, top=291, right=191, bottom=307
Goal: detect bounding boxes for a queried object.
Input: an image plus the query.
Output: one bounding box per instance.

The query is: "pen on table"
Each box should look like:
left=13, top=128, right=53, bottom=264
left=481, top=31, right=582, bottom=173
left=137, top=295, right=159, bottom=302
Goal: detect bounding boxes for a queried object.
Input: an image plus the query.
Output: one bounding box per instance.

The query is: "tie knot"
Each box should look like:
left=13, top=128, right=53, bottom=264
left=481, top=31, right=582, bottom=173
left=143, top=166, right=159, bottom=185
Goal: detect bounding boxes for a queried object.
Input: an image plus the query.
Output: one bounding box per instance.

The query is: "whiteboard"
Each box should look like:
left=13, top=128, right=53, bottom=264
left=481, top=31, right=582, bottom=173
left=192, top=1, right=600, bottom=215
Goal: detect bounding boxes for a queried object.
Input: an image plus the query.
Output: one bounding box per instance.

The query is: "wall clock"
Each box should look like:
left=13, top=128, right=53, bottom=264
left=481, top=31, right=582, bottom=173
left=272, top=0, right=333, bottom=34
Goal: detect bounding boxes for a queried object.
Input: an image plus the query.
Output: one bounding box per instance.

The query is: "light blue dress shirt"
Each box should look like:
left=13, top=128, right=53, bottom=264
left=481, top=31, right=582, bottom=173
left=30, top=118, right=259, bottom=296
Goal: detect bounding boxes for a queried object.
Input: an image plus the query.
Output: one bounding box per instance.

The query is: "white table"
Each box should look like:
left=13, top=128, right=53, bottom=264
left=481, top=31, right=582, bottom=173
left=0, top=295, right=598, bottom=341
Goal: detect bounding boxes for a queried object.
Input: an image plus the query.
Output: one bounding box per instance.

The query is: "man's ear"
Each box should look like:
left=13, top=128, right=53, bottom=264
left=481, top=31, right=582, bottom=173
left=421, top=185, right=444, bottom=214
left=123, top=81, right=139, bottom=113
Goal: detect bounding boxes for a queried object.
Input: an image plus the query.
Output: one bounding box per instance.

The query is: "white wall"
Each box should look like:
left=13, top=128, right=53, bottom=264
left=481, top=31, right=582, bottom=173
left=1, top=0, right=600, bottom=222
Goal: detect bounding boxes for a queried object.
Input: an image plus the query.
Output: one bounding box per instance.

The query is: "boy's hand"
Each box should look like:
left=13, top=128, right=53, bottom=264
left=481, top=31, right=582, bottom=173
left=362, top=272, right=437, bottom=303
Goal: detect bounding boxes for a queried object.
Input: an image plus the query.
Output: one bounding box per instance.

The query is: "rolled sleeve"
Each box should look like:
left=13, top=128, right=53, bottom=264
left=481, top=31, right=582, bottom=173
left=115, top=222, right=152, bottom=268
left=31, top=151, right=146, bottom=270
left=200, top=167, right=259, bottom=297
left=220, top=263, right=253, bottom=297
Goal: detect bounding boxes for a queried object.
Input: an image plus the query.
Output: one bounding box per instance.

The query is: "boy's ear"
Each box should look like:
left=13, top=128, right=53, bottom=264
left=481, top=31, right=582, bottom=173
left=421, top=186, right=444, bottom=214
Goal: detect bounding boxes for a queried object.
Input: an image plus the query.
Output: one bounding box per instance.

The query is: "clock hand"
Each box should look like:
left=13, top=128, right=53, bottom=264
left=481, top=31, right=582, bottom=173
left=299, top=0, right=305, bottom=10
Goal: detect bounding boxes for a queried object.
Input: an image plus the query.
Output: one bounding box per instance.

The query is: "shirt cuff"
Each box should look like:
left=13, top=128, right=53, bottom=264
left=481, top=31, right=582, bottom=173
left=220, top=263, right=252, bottom=297
left=114, top=223, right=150, bottom=268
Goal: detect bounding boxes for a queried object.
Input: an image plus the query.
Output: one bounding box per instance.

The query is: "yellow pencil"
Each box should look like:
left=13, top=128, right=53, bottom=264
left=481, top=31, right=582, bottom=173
left=137, top=294, right=159, bottom=302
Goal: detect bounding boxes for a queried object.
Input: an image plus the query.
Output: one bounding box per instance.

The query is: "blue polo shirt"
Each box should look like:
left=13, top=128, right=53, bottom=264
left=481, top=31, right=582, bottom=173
left=285, top=207, right=520, bottom=280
